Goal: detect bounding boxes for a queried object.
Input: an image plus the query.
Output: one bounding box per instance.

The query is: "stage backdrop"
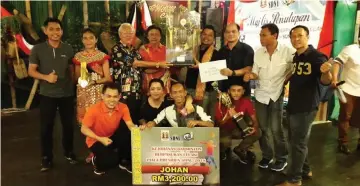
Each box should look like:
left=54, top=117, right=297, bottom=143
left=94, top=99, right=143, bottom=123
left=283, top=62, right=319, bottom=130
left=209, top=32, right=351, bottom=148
left=234, top=0, right=326, bottom=50
left=131, top=127, right=220, bottom=185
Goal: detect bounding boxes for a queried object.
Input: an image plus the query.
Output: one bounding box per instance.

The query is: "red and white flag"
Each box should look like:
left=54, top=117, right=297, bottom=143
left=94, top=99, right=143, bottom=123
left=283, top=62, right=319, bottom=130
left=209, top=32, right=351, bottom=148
left=15, top=34, right=34, bottom=55
left=140, top=0, right=152, bottom=30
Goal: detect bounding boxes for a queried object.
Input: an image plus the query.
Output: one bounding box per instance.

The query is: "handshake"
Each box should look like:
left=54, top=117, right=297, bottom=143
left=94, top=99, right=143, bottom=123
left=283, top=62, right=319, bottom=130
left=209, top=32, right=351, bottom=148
left=243, top=72, right=257, bottom=82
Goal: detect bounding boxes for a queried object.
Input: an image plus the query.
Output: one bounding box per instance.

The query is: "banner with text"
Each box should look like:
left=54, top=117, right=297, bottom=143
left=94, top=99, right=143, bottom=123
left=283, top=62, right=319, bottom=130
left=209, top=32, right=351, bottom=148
left=235, top=0, right=326, bottom=50
left=131, top=127, right=220, bottom=185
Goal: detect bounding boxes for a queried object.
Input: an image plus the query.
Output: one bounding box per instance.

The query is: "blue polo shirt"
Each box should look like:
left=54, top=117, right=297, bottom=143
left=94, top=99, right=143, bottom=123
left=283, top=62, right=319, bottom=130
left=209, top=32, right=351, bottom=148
left=287, top=45, right=328, bottom=114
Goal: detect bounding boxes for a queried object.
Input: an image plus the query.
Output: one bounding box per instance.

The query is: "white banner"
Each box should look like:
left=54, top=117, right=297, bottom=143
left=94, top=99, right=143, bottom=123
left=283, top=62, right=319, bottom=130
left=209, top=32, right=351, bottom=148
left=235, top=0, right=326, bottom=50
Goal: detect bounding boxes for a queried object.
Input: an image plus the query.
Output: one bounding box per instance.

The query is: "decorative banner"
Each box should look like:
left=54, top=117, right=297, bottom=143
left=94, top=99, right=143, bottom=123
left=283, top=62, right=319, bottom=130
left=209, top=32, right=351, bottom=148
left=234, top=0, right=326, bottom=50
left=131, top=127, right=220, bottom=185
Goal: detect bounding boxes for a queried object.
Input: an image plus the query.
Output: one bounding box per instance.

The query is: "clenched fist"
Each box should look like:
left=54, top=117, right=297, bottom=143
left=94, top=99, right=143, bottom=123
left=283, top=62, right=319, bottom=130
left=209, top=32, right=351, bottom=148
left=320, top=58, right=333, bottom=73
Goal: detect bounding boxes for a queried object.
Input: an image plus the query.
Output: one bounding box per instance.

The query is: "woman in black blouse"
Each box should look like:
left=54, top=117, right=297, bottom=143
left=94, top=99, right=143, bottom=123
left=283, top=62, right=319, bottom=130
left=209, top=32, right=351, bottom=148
left=139, top=79, right=194, bottom=127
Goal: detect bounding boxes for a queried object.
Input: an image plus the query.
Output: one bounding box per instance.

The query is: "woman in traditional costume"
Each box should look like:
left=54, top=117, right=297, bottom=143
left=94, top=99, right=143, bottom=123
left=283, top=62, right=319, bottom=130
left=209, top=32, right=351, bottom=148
left=73, top=28, right=112, bottom=123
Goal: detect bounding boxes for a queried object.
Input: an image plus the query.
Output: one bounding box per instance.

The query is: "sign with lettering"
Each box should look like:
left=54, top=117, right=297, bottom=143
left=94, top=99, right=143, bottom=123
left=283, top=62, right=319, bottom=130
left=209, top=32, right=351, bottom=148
left=131, top=127, right=220, bottom=185
left=235, top=0, right=326, bottom=50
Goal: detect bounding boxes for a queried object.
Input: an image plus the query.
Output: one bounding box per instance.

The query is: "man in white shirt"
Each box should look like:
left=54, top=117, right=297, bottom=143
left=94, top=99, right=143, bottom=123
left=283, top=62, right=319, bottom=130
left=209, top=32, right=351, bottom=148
left=141, top=82, right=214, bottom=128
left=332, top=42, right=360, bottom=154
left=244, top=23, right=294, bottom=171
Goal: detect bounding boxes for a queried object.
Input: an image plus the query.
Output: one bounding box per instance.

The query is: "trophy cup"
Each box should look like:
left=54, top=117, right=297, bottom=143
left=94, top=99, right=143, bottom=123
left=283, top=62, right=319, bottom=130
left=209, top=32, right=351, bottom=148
left=78, top=61, right=90, bottom=88
left=211, top=81, right=253, bottom=135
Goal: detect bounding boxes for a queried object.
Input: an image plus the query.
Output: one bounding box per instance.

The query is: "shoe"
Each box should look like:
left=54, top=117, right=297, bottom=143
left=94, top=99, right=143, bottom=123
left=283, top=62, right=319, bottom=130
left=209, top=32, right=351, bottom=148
left=276, top=181, right=302, bottom=186
left=302, top=171, right=313, bottom=179
left=119, top=160, right=132, bottom=174
left=233, top=149, right=249, bottom=165
left=258, top=158, right=273, bottom=169
left=338, top=144, right=351, bottom=155
left=91, top=156, right=105, bottom=175
left=85, top=153, right=94, bottom=164
left=40, top=157, right=52, bottom=172
left=65, top=152, right=78, bottom=164
left=270, top=161, right=288, bottom=172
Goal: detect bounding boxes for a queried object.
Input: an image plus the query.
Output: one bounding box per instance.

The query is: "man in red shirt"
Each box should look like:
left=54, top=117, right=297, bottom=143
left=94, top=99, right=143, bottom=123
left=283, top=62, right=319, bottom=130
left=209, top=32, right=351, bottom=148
left=81, top=83, right=137, bottom=175
left=215, top=83, right=261, bottom=164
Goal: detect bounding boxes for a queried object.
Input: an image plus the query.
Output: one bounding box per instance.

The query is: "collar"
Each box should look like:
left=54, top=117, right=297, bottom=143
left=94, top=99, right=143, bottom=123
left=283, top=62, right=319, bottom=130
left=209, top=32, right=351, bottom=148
left=145, top=43, right=164, bottom=51
left=226, top=40, right=241, bottom=50
left=46, top=40, right=63, bottom=48
left=263, top=42, right=280, bottom=53
left=294, top=45, right=314, bottom=57
left=100, top=101, right=120, bottom=113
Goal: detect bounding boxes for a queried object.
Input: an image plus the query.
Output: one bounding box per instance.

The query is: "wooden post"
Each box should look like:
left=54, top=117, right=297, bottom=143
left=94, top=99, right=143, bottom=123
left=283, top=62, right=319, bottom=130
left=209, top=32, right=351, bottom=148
left=104, top=0, right=110, bottom=24
left=25, top=0, right=31, bottom=21
left=126, top=0, right=130, bottom=19
left=83, top=0, right=89, bottom=28
left=48, top=0, right=53, bottom=17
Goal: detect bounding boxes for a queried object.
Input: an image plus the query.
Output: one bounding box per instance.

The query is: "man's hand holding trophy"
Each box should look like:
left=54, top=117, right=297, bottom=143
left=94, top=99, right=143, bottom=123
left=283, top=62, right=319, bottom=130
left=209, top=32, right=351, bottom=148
left=211, top=81, right=255, bottom=137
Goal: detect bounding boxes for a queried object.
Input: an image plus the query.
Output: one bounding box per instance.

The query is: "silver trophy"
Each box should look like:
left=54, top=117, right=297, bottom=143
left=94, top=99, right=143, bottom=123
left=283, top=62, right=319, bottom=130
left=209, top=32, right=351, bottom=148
left=211, top=81, right=253, bottom=135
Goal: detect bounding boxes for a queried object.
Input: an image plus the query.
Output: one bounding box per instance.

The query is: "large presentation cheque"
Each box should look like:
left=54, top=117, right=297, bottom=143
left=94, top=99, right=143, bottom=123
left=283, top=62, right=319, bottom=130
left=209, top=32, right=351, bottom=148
left=131, top=127, right=220, bottom=185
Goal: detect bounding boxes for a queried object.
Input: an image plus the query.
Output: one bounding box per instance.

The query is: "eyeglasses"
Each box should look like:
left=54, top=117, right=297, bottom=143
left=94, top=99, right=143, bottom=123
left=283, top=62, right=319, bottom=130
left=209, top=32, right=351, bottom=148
left=121, top=32, right=134, bottom=36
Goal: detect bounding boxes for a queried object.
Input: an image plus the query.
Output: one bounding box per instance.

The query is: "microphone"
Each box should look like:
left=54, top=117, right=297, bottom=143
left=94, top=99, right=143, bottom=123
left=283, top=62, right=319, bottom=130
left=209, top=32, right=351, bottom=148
left=334, top=81, right=347, bottom=103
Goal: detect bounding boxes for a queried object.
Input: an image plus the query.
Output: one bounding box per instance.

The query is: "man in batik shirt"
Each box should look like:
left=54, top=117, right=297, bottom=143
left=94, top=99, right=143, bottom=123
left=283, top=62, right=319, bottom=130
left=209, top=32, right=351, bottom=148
left=111, top=23, right=142, bottom=124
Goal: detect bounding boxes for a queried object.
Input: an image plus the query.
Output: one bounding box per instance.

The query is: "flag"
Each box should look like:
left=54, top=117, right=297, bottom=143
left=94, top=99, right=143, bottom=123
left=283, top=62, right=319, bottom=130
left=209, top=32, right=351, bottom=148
left=317, top=0, right=335, bottom=58
left=15, top=34, right=33, bottom=55
left=140, top=0, right=152, bottom=30
left=130, top=4, right=137, bottom=31
left=227, top=0, right=235, bottom=24
left=1, top=5, right=12, bottom=18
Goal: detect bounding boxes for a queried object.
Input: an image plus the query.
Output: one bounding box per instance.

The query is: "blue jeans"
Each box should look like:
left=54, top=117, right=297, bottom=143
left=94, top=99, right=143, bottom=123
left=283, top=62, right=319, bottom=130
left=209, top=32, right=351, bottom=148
left=255, top=95, right=288, bottom=162
left=287, top=110, right=317, bottom=183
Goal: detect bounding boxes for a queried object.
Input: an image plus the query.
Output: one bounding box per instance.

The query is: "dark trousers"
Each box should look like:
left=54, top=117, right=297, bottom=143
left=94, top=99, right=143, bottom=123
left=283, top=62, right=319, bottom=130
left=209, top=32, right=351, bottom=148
left=255, top=95, right=288, bottom=162
left=90, top=128, right=131, bottom=171
left=287, top=110, right=317, bottom=183
left=40, top=95, right=74, bottom=159
left=338, top=92, right=360, bottom=144
left=220, top=128, right=261, bottom=153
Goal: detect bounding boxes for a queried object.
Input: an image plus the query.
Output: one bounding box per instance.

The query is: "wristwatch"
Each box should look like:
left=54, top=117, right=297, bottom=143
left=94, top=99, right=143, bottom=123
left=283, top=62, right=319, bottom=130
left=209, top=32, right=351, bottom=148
left=231, top=70, right=236, bottom=76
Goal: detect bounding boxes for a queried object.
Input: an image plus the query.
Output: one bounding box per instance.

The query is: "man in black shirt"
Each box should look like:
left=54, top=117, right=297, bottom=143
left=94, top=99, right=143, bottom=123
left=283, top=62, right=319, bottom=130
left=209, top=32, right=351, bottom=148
left=217, top=23, right=254, bottom=96
left=185, top=25, right=218, bottom=118
left=277, top=25, right=332, bottom=186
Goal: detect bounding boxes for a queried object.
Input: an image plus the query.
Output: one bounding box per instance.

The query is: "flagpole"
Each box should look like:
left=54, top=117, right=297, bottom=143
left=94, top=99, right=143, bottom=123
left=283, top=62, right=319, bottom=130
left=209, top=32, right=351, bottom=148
left=83, top=0, right=89, bottom=28
left=48, top=0, right=53, bottom=18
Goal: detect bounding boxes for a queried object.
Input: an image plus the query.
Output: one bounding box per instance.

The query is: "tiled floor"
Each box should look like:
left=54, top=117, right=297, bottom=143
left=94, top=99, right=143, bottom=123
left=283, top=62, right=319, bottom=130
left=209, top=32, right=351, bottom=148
left=1, top=109, right=360, bottom=186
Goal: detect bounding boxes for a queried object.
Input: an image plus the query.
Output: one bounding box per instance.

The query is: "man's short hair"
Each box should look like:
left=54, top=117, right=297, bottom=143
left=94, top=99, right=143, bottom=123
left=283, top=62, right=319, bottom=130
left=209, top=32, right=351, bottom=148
left=146, top=25, right=162, bottom=37
left=170, top=82, right=186, bottom=91
left=201, top=25, right=216, bottom=38
left=102, top=83, right=120, bottom=94
left=43, top=17, right=63, bottom=29
left=289, top=25, right=309, bottom=36
left=228, top=82, right=244, bottom=90
left=261, top=23, right=279, bottom=39
left=118, top=23, right=134, bottom=33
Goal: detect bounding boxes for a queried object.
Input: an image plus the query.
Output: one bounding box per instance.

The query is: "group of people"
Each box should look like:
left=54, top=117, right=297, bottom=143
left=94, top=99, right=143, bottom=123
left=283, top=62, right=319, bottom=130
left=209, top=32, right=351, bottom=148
left=28, top=17, right=360, bottom=186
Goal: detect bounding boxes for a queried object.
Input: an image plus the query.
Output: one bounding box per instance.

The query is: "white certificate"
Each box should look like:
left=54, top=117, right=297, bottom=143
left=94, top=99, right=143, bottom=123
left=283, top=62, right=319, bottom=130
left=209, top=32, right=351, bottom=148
left=199, top=60, right=228, bottom=83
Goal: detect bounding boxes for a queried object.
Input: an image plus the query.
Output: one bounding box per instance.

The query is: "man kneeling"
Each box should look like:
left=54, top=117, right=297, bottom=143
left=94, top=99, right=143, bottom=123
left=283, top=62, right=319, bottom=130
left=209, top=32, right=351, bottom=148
left=81, top=83, right=137, bottom=175
left=215, top=83, right=261, bottom=164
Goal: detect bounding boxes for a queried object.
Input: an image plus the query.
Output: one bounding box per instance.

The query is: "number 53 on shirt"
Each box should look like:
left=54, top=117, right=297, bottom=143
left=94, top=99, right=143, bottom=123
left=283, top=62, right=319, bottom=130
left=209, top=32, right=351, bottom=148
left=292, top=62, right=312, bottom=75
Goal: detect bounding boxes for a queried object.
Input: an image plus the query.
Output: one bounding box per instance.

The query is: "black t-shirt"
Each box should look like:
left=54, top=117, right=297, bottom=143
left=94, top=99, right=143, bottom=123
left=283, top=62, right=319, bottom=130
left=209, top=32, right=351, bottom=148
left=217, top=41, right=254, bottom=95
left=185, top=47, right=218, bottom=91
left=139, top=95, right=173, bottom=126
left=287, top=45, right=328, bottom=114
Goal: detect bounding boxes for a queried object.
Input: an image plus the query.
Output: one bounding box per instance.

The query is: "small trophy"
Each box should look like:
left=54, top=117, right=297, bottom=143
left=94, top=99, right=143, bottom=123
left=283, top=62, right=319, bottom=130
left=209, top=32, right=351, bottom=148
left=78, top=61, right=90, bottom=88
left=211, top=81, right=253, bottom=135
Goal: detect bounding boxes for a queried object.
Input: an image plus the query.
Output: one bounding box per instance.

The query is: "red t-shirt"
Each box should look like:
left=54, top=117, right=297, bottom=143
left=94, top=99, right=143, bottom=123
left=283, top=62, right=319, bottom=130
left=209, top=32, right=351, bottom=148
left=215, top=97, right=255, bottom=131
left=82, top=101, right=132, bottom=148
